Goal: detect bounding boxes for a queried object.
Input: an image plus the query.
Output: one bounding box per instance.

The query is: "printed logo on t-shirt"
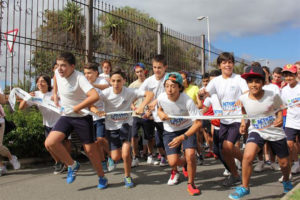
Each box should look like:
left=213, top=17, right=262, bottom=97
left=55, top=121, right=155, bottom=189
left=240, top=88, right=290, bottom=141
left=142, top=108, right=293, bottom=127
left=287, top=97, right=300, bottom=108
left=221, top=101, right=240, bottom=112
left=109, top=113, right=130, bottom=122
left=214, top=110, right=223, bottom=116
left=251, top=116, right=275, bottom=130
left=169, top=118, right=189, bottom=127
left=31, top=97, right=43, bottom=103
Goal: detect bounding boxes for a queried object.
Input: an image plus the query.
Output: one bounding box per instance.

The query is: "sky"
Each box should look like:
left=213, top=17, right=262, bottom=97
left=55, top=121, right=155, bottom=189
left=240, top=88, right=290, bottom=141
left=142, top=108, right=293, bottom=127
left=108, top=0, right=300, bottom=70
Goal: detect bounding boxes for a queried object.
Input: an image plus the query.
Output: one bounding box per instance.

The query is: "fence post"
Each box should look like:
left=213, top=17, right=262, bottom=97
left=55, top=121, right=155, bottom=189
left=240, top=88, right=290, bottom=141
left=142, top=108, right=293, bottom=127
left=157, top=23, right=163, bottom=54
left=201, top=34, right=205, bottom=75
left=85, top=0, right=93, bottom=63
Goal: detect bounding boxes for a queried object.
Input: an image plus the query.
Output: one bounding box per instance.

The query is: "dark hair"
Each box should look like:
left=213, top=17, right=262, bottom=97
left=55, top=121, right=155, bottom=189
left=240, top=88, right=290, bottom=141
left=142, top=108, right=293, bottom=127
left=164, top=74, right=184, bottom=93
left=110, top=67, right=127, bottom=79
left=217, top=52, right=235, bottom=66
left=152, top=54, right=167, bottom=66
left=84, top=62, right=99, bottom=72
left=251, top=62, right=261, bottom=68
left=262, top=66, right=271, bottom=82
left=101, top=60, right=112, bottom=68
left=209, top=69, right=221, bottom=77
left=36, top=75, right=52, bottom=92
left=56, top=52, right=76, bottom=65
left=272, top=67, right=282, bottom=74
left=178, top=70, right=191, bottom=83
left=294, top=61, right=300, bottom=65
left=245, top=76, right=265, bottom=84
left=202, top=72, right=210, bottom=79
left=52, top=60, right=57, bottom=68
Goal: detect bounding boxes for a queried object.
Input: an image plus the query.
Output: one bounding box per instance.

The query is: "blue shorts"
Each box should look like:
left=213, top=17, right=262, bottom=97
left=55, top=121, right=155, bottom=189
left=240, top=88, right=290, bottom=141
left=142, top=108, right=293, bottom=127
left=51, top=115, right=95, bottom=144
left=246, top=132, right=289, bottom=158
left=285, top=127, right=300, bottom=142
left=163, top=127, right=197, bottom=155
left=106, top=123, right=132, bottom=151
left=219, top=122, right=241, bottom=144
left=94, top=119, right=105, bottom=138
left=131, top=117, right=155, bottom=140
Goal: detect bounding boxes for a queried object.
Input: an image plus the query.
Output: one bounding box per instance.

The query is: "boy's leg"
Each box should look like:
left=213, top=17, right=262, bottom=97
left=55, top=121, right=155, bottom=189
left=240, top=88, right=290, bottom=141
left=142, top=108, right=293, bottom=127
left=83, top=143, right=104, bottom=177
left=122, top=141, right=132, bottom=177
left=185, top=148, right=196, bottom=184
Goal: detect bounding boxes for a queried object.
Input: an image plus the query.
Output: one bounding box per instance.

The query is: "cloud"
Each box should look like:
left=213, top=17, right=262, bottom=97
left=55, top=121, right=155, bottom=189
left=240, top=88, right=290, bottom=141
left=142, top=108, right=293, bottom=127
left=108, top=0, right=300, bottom=38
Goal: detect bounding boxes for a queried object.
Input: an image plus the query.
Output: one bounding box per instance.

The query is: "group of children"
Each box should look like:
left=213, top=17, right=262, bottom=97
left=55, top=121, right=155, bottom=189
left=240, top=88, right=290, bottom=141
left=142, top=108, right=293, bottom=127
left=0, top=51, right=300, bottom=199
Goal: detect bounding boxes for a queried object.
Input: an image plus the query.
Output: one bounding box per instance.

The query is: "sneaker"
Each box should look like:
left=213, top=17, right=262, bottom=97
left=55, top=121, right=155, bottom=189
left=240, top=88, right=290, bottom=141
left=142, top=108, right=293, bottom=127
left=278, top=174, right=293, bottom=183
left=187, top=183, right=201, bottom=196
left=154, top=156, right=161, bottom=165
left=53, top=162, right=64, bottom=175
left=223, top=169, right=231, bottom=176
left=131, top=157, right=139, bottom=168
left=291, top=162, right=300, bottom=174
left=228, top=186, right=250, bottom=199
left=60, top=165, right=67, bottom=174
left=147, top=155, right=155, bottom=165
left=160, top=156, right=168, bottom=166
left=66, top=161, right=80, bottom=184
left=107, top=157, right=116, bottom=172
left=9, top=155, right=20, bottom=170
left=254, top=160, right=264, bottom=172
left=124, top=176, right=134, bottom=188
left=270, top=162, right=281, bottom=171
left=204, top=151, right=215, bottom=158
left=167, top=170, right=180, bottom=185
left=222, top=175, right=241, bottom=187
left=235, top=159, right=241, bottom=170
left=102, top=161, right=108, bottom=173
left=265, top=160, right=271, bottom=166
left=98, top=176, right=108, bottom=189
left=0, top=166, right=7, bottom=176
left=282, top=181, right=293, bottom=193
left=182, top=164, right=188, bottom=178
left=197, top=154, right=204, bottom=165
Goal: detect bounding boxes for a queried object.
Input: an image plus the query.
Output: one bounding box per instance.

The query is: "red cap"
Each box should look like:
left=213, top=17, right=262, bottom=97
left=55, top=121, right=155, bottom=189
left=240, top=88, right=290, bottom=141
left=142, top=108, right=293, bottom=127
left=282, top=64, right=297, bottom=74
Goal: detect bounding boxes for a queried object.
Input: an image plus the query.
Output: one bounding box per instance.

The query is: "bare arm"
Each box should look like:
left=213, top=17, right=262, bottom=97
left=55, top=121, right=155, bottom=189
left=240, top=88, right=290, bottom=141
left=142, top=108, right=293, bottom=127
left=135, top=91, right=154, bottom=114
left=73, top=88, right=99, bottom=113
left=157, top=106, right=169, bottom=121
left=52, top=75, right=59, bottom=107
left=0, top=93, right=5, bottom=104
left=93, top=83, right=110, bottom=90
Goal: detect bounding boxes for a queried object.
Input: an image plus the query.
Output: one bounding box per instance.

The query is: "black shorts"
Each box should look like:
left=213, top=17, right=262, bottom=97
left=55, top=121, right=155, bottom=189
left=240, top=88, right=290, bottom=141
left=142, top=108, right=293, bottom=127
left=106, top=123, right=132, bottom=151
left=131, top=117, right=155, bottom=140
left=154, top=122, right=164, bottom=148
left=285, top=127, right=300, bottom=142
left=51, top=115, right=95, bottom=144
left=219, top=122, right=241, bottom=144
left=246, top=132, right=289, bottom=158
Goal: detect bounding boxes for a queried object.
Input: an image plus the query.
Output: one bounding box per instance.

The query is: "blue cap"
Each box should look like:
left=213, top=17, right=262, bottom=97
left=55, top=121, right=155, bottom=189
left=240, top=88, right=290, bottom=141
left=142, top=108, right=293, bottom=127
left=133, top=62, right=145, bottom=70
left=164, top=72, right=183, bottom=86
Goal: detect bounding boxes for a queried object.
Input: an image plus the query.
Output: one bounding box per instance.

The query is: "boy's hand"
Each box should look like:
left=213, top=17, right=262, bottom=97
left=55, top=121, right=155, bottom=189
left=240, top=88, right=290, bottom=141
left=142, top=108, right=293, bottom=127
left=273, top=118, right=283, bottom=127
left=158, top=112, right=169, bottom=121
left=135, top=106, right=144, bottom=115
left=29, top=92, right=35, bottom=97
left=148, top=100, right=157, bottom=111
left=142, top=110, right=152, bottom=119
left=96, top=111, right=106, bottom=117
left=73, top=105, right=81, bottom=114
left=234, top=100, right=242, bottom=108
left=168, top=135, right=184, bottom=148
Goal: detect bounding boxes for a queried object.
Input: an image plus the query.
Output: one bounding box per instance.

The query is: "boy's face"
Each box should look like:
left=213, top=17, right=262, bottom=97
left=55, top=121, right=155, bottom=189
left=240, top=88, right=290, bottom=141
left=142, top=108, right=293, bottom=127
left=283, top=72, right=297, bottom=86
left=152, top=61, right=167, bottom=79
left=247, top=78, right=264, bottom=96
left=84, top=68, right=98, bottom=83
left=202, top=78, right=209, bottom=87
left=165, top=80, right=180, bottom=99
left=272, top=72, right=282, bottom=83
left=219, top=60, right=234, bottom=77
left=135, top=67, right=145, bottom=80
left=56, top=60, right=75, bottom=78
left=102, top=63, right=111, bottom=74
left=110, top=74, right=125, bottom=91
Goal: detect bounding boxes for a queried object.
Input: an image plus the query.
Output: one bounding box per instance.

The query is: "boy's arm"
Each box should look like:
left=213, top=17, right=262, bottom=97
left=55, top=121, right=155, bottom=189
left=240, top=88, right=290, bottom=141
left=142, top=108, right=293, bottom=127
left=273, top=110, right=283, bottom=127
left=93, top=83, right=109, bottom=90
left=52, top=75, right=59, bottom=107
left=157, top=106, right=169, bottom=121
left=0, top=93, right=5, bottom=104
left=73, top=88, right=99, bottom=113
left=135, top=91, right=154, bottom=115
left=168, top=120, right=202, bottom=148
left=240, top=106, right=248, bottom=134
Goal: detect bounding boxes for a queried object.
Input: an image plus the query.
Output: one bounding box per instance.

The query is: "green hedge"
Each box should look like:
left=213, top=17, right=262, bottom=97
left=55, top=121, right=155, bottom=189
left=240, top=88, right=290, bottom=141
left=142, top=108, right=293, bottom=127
left=3, top=105, right=48, bottom=158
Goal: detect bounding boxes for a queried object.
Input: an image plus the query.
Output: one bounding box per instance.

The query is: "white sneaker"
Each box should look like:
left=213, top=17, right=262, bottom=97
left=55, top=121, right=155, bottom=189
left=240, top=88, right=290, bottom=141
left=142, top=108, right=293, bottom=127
left=10, top=155, right=20, bottom=170
left=147, top=155, right=155, bottom=165
left=167, top=170, right=180, bottom=185
left=291, top=162, right=300, bottom=174
left=223, top=169, right=231, bottom=176
left=270, top=162, right=281, bottom=171
left=160, top=156, right=168, bottom=166
left=235, top=159, right=241, bottom=170
left=0, top=166, right=7, bottom=176
left=254, top=160, right=264, bottom=172
left=278, top=173, right=292, bottom=183
left=131, top=157, right=139, bottom=168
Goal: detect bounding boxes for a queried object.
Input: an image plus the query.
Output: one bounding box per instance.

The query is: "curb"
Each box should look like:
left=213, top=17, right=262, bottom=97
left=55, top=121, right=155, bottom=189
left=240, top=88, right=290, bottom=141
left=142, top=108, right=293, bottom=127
left=281, top=182, right=300, bottom=200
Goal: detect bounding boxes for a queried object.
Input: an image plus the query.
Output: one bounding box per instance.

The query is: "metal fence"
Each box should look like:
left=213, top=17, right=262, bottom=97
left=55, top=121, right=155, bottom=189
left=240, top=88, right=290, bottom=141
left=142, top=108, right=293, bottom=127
left=0, top=0, right=251, bottom=91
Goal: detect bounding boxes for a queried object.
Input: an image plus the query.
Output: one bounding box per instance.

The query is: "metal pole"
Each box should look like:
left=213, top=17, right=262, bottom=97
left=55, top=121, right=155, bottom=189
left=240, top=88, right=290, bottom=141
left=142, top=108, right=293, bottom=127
left=10, top=52, right=13, bottom=91
left=157, top=23, right=163, bottom=54
left=206, top=17, right=211, bottom=66
left=85, top=0, right=93, bottom=63
left=201, top=34, right=205, bottom=75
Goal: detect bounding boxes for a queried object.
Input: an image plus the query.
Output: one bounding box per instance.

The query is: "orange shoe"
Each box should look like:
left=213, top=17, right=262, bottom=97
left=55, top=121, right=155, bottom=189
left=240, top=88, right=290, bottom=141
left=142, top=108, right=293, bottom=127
left=187, top=183, right=201, bottom=196
left=204, top=151, right=214, bottom=158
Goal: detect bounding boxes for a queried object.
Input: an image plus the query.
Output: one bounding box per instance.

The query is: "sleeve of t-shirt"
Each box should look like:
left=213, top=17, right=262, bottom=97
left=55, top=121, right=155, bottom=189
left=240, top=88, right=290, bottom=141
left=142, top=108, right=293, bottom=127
left=239, top=76, right=249, bottom=93
left=98, top=88, right=109, bottom=102
left=280, top=89, right=287, bottom=104
left=203, top=97, right=212, bottom=107
left=132, top=88, right=146, bottom=99
left=138, top=78, right=148, bottom=92
left=156, top=93, right=164, bottom=108
left=205, top=78, right=216, bottom=95
left=273, top=93, right=283, bottom=111
left=78, top=73, right=94, bottom=94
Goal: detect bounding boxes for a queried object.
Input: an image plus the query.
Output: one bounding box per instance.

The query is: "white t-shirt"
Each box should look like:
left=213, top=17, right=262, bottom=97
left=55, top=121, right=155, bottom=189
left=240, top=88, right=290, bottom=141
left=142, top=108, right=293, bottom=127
left=203, top=94, right=223, bottom=116
left=99, top=73, right=110, bottom=79
left=205, top=73, right=248, bottom=124
left=28, top=91, right=60, bottom=127
left=55, top=69, right=94, bottom=117
left=0, top=86, right=4, bottom=123
left=93, top=77, right=108, bottom=121
left=100, top=87, right=145, bottom=130
left=157, top=92, right=201, bottom=132
left=263, top=84, right=280, bottom=95
left=139, top=74, right=165, bottom=122
left=281, top=82, right=300, bottom=129
left=239, top=90, right=285, bottom=141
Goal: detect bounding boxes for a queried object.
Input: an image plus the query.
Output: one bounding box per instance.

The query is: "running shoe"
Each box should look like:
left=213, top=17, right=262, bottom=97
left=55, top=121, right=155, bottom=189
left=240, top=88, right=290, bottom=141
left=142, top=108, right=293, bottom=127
left=223, top=169, right=231, bottom=176
left=98, top=176, right=108, bottom=189
left=254, top=160, right=264, bottom=172
left=270, top=162, right=281, bottom=171
left=0, top=166, right=7, bottom=176
left=167, top=170, right=180, bottom=185
left=291, top=162, right=300, bottom=174
left=131, top=157, right=139, bottom=168
left=147, top=155, right=155, bottom=165
left=66, top=161, right=80, bottom=184
left=278, top=174, right=293, bottom=183
left=107, top=157, right=116, bottom=172
left=10, top=155, right=20, bottom=170
left=197, top=154, right=204, bottom=165
left=124, top=176, right=134, bottom=188
left=282, top=181, right=293, bottom=193
left=228, top=186, right=250, bottom=199
left=204, top=151, right=215, bottom=158
left=187, top=183, right=201, bottom=196
left=53, top=162, right=64, bottom=175
left=102, top=161, right=108, bottom=173
left=222, top=175, right=241, bottom=187
left=160, top=156, right=168, bottom=166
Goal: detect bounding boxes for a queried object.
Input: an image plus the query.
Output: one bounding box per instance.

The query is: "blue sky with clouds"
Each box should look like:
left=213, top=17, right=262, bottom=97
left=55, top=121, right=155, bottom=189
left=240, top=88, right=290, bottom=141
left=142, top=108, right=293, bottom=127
left=108, top=0, right=300, bottom=70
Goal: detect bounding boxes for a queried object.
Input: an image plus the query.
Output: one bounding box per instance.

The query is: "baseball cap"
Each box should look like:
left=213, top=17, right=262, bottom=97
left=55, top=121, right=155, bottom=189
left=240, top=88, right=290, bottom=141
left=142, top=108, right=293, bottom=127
left=164, top=72, right=183, bottom=86
left=241, top=66, right=265, bottom=79
left=133, top=62, right=145, bottom=70
left=282, top=64, right=297, bottom=74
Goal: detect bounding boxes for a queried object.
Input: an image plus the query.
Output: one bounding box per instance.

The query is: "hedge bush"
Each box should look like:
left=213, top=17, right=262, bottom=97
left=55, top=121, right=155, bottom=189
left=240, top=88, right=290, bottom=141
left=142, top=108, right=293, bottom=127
left=3, top=105, right=48, bottom=158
